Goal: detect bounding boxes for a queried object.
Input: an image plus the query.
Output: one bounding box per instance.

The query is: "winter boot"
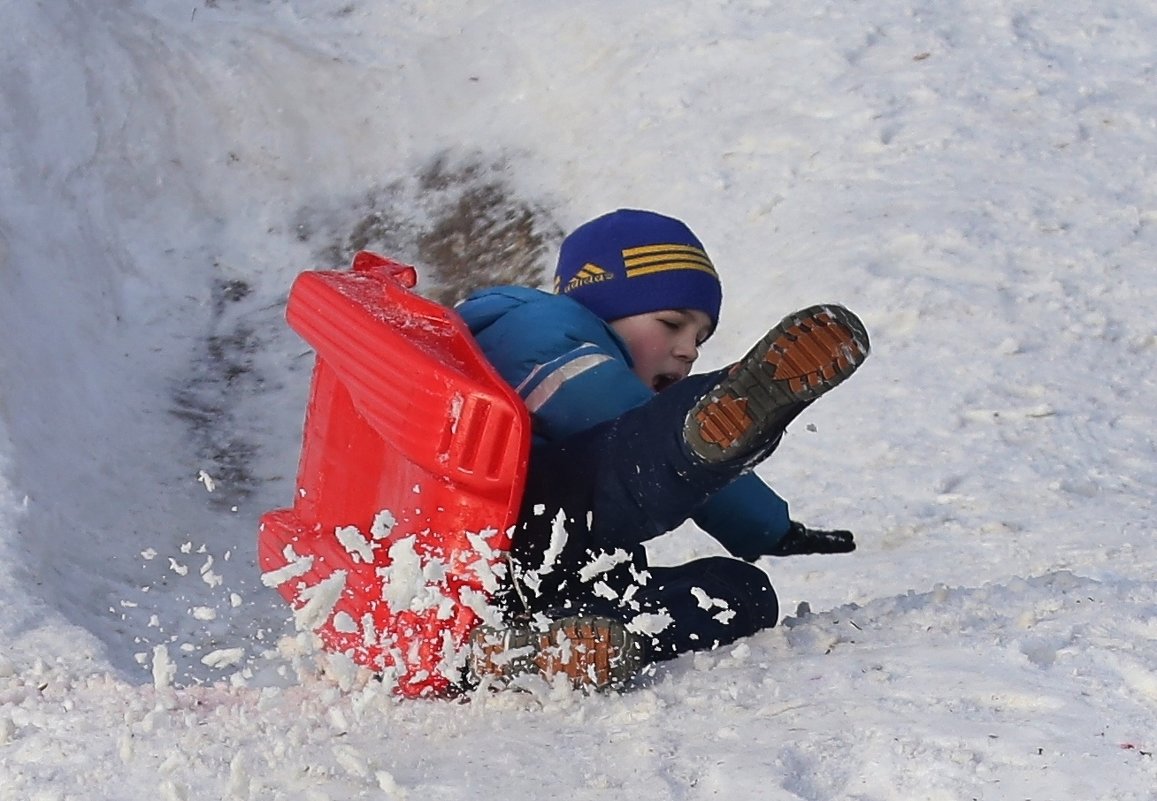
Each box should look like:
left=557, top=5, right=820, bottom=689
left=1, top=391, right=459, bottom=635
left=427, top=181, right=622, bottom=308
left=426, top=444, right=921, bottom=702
left=467, top=615, right=645, bottom=691
left=685, top=304, right=870, bottom=464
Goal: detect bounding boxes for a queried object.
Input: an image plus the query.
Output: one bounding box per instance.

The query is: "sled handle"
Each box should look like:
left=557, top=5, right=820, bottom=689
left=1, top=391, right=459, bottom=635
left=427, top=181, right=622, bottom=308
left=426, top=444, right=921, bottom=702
left=352, top=250, right=417, bottom=289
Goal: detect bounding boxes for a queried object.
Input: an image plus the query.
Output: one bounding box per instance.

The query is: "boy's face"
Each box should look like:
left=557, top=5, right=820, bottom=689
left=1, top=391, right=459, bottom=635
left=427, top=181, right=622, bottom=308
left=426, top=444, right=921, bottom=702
left=610, top=308, right=713, bottom=392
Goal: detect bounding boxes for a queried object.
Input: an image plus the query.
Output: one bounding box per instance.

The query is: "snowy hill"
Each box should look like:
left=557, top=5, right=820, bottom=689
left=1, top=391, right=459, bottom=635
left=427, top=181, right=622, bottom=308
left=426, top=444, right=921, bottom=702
left=1, top=1, right=1155, bottom=798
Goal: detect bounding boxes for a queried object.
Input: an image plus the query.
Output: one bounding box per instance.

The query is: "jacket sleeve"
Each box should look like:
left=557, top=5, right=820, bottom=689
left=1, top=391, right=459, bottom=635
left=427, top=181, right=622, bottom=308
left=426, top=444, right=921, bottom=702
left=691, top=472, right=792, bottom=561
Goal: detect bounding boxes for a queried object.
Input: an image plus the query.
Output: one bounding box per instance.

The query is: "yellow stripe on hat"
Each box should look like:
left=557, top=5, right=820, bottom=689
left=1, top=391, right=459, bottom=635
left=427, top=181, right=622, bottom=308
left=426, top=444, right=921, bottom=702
left=625, top=261, right=719, bottom=278
left=625, top=252, right=715, bottom=271
left=622, top=244, right=715, bottom=275
left=622, top=244, right=710, bottom=259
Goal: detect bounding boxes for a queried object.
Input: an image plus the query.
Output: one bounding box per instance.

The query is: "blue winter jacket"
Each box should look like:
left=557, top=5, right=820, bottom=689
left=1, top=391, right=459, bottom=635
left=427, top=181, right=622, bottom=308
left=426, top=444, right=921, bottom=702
left=456, top=286, right=792, bottom=560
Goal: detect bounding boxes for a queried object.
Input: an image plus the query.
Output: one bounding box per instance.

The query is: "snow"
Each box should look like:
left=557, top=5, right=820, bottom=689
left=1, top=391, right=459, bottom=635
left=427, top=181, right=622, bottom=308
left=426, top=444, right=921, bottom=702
left=1, top=0, right=1156, bottom=798
left=336, top=524, right=378, bottom=564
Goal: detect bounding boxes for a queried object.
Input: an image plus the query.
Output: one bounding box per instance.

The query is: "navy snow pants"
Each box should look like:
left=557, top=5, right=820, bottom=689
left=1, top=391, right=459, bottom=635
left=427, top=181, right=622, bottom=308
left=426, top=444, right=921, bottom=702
left=506, top=370, right=780, bottom=660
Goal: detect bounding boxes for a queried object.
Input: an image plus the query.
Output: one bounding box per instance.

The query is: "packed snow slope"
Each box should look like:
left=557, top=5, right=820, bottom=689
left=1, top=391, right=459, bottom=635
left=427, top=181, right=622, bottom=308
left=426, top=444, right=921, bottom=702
left=1, top=1, right=1155, bottom=799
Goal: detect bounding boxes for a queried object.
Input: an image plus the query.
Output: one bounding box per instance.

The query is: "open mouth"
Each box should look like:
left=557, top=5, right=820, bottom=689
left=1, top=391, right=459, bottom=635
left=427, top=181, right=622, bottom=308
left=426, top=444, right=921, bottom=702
left=652, top=374, right=681, bottom=392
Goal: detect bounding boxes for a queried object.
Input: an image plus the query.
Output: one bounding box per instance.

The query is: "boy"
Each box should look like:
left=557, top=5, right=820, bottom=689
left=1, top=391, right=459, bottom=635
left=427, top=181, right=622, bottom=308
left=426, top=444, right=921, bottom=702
left=456, top=209, right=869, bottom=690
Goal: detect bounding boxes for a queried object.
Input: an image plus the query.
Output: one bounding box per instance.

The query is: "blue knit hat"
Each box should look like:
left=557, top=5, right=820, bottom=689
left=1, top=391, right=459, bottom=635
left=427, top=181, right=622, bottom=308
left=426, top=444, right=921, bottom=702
left=553, top=209, right=722, bottom=333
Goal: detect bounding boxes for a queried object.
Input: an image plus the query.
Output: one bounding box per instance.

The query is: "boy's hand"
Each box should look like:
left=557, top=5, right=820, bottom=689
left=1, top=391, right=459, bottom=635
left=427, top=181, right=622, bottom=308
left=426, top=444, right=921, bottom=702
left=771, top=521, right=856, bottom=556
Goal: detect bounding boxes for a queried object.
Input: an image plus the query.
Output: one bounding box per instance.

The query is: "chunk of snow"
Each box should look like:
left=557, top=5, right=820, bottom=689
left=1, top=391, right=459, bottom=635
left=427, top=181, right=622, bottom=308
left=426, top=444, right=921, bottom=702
left=690, top=586, right=730, bottom=611
left=293, top=571, right=347, bottom=632
left=537, top=510, right=570, bottom=577
left=336, top=524, right=377, bottom=563
left=260, top=547, right=314, bottom=588
left=191, top=606, right=217, bottom=621
left=379, top=536, right=454, bottom=614
left=201, top=648, right=246, bottom=669
left=371, top=509, right=398, bottom=540
left=196, top=469, right=216, bottom=492
left=333, top=611, right=359, bottom=634
left=627, top=611, right=673, bottom=635
left=592, top=581, right=619, bottom=600
left=151, top=645, right=175, bottom=690
left=579, top=548, right=631, bottom=582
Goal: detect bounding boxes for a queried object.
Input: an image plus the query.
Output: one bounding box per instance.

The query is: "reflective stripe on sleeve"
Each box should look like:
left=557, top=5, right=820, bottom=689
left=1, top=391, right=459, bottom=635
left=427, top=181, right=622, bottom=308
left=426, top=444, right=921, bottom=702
left=520, top=352, right=613, bottom=413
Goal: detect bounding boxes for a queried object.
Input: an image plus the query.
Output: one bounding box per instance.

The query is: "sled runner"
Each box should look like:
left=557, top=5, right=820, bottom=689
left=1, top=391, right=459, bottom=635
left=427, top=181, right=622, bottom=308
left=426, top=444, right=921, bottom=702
left=257, top=251, right=529, bottom=697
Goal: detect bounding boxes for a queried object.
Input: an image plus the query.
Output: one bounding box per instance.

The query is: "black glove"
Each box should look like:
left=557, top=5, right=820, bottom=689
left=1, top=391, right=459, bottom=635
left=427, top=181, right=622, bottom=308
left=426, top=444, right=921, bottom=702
left=770, top=521, right=856, bottom=556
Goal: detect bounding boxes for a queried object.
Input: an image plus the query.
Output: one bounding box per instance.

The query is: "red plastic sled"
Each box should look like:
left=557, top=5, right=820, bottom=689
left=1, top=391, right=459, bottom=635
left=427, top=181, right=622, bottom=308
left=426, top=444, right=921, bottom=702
left=257, top=251, right=529, bottom=697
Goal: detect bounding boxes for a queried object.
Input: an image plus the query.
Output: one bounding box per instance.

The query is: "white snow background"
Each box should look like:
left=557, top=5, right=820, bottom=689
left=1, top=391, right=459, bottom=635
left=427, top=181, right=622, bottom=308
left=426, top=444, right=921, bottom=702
left=2, top=1, right=1156, bottom=799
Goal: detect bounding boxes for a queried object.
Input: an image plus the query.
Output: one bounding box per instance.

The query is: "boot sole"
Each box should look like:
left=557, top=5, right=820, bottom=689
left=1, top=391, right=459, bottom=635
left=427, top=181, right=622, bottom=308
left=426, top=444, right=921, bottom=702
left=468, top=615, right=643, bottom=691
left=686, top=304, right=869, bottom=463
